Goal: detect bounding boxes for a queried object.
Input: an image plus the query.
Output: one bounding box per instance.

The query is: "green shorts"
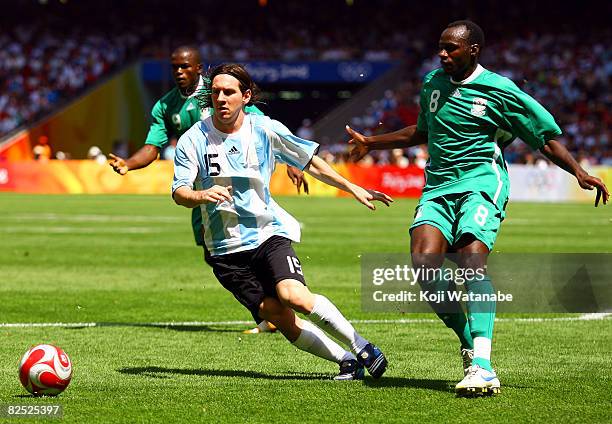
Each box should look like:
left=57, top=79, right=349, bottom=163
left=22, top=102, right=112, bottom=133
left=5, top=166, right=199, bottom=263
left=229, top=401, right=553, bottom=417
left=409, top=192, right=503, bottom=250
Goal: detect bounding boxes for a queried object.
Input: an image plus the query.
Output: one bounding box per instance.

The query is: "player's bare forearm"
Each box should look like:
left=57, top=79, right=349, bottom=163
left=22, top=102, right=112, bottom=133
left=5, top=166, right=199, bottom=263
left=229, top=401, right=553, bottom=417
left=305, top=156, right=393, bottom=209
left=540, top=140, right=584, bottom=177
left=540, top=139, right=609, bottom=206
left=367, top=126, right=428, bottom=150
left=173, top=186, right=202, bottom=208
left=305, top=156, right=355, bottom=193
left=173, top=185, right=233, bottom=208
left=347, top=125, right=427, bottom=162
left=124, top=145, right=160, bottom=171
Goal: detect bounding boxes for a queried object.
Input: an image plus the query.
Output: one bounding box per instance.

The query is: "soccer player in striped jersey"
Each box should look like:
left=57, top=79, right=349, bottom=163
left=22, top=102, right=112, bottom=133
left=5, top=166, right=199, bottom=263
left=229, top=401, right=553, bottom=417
left=347, top=20, right=608, bottom=395
left=108, top=46, right=305, bottom=334
left=172, top=63, right=393, bottom=380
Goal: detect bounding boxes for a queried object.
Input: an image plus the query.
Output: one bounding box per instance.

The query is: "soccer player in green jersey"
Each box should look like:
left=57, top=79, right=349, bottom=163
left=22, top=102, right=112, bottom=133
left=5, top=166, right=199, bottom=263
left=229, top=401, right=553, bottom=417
left=347, top=20, right=609, bottom=396
left=109, top=45, right=307, bottom=334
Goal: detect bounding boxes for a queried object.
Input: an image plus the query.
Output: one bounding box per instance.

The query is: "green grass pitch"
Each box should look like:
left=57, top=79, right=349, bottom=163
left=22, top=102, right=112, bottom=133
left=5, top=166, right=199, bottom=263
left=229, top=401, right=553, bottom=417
left=0, top=193, right=610, bottom=423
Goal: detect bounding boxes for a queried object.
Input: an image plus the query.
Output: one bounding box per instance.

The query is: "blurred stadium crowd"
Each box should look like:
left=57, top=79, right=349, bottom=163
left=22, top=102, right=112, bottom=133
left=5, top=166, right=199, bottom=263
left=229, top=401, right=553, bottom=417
left=327, top=31, right=612, bottom=166
left=0, top=32, right=140, bottom=135
left=1, top=0, right=609, bottom=165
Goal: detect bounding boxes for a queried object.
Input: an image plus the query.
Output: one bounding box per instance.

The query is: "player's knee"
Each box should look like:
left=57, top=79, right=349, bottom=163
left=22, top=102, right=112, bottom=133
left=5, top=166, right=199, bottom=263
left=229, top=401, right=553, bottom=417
left=411, top=225, right=448, bottom=255
left=455, top=236, right=489, bottom=270
left=277, top=289, right=304, bottom=311
left=411, top=252, right=444, bottom=271
left=276, top=282, right=312, bottom=314
left=457, top=254, right=487, bottom=272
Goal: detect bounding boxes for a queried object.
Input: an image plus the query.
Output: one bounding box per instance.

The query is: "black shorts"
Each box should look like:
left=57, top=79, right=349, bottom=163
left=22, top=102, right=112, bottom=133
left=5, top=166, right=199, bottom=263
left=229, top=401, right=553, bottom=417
left=204, top=236, right=306, bottom=323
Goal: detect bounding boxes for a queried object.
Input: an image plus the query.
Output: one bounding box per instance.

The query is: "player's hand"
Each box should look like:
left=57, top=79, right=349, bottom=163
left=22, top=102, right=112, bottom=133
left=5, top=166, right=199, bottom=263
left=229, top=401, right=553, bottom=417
left=200, top=185, right=233, bottom=204
left=577, top=173, right=609, bottom=206
left=346, top=125, right=371, bottom=162
left=349, top=184, right=393, bottom=210
left=286, top=166, right=309, bottom=195
left=108, top=153, right=128, bottom=175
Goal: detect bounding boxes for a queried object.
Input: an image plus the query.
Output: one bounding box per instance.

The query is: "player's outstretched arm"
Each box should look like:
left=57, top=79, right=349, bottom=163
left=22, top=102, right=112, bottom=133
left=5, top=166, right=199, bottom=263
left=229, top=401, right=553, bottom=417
left=305, top=156, right=393, bottom=210
left=286, top=165, right=309, bottom=194
left=346, top=125, right=428, bottom=162
left=173, top=185, right=233, bottom=208
left=540, top=139, right=609, bottom=206
left=108, top=145, right=160, bottom=175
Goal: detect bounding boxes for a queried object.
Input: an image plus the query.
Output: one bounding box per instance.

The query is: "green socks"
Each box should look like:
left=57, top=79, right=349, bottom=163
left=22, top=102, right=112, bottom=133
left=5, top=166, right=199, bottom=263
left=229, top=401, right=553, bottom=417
left=465, top=276, right=496, bottom=372
left=421, top=272, right=496, bottom=372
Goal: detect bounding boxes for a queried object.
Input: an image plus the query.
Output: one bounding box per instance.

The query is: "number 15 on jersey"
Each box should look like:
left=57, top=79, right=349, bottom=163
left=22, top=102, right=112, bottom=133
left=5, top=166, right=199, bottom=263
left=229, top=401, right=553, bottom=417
left=205, top=154, right=220, bottom=176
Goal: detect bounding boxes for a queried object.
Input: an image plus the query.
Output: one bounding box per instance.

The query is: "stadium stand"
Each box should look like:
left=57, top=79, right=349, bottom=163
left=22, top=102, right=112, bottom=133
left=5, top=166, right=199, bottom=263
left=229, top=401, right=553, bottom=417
left=0, top=0, right=609, bottom=165
left=320, top=31, right=612, bottom=166
left=0, top=29, right=140, bottom=136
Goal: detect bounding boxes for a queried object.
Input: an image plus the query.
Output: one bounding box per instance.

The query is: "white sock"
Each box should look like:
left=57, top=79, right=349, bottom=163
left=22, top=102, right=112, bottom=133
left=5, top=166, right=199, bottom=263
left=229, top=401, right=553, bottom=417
left=292, top=320, right=354, bottom=363
left=473, top=336, right=492, bottom=361
left=308, top=294, right=369, bottom=353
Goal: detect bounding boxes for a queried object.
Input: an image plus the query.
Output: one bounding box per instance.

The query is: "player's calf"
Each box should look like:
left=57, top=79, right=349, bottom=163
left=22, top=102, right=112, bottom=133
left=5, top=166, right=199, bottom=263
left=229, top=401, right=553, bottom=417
left=258, top=297, right=301, bottom=341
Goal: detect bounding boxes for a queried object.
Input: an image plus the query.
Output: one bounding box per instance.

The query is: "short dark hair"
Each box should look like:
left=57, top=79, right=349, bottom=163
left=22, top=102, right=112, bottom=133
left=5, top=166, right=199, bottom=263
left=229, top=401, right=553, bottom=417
left=447, top=20, right=485, bottom=48
left=171, top=45, right=202, bottom=64
left=210, top=63, right=259, bottom=105
left=196, top=63, right=260, bottom=110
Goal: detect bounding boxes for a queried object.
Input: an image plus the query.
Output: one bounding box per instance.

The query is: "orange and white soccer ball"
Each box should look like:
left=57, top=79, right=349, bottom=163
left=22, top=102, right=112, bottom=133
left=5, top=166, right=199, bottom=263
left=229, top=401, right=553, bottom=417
left=19, top=344, right=72, bottom=396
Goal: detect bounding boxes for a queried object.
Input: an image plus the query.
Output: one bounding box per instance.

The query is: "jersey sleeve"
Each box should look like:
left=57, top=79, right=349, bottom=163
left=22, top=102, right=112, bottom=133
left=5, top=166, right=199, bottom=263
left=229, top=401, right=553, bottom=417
left=417, top=71, right=436, bottom=133
left=145, top=100, right=169, bottom=148
left=499, top=82, right=562, bottom=150
left=416, top=86, right=429, bottom=133
left=267, top=119, right=319, bottom=170
left=171, top=133, right=199, bottom=195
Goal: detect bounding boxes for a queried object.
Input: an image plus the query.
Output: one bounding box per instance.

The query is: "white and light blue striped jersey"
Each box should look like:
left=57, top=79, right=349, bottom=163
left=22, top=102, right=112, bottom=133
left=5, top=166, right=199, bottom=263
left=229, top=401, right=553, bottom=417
left=172, top=113, right=319, bottom=256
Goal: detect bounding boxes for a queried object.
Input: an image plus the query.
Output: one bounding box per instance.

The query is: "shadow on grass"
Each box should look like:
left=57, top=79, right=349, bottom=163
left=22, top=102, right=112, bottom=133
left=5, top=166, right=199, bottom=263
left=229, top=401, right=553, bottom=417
left=365, top=377, right=532, bottom=392
left=118, top=367, right=507, bottom=393
left=148, top=325, right=238, bottom=333
left=117, top=366, right=329, bottom=381
left=64, top=323, right=239, bottom=333
left=365, top=377, right=455, bottom=392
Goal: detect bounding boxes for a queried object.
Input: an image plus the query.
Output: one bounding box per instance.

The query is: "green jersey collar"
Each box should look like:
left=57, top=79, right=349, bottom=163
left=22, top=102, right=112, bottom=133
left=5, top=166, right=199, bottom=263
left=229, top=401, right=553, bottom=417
left=180, top=75, right=204, bottom=99
left=450, top=64, right=485, bottom=85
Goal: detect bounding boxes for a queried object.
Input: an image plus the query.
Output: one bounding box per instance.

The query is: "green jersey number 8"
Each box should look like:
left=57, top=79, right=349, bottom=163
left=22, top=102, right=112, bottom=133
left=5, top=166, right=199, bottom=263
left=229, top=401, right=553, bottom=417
left=474, top=205, right=489, bottom=226
left=429, top=90, right=441, bottom=112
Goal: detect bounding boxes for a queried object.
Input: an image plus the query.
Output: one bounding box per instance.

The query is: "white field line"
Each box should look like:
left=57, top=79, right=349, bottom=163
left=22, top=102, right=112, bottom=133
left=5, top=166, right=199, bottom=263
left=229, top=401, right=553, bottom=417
left=1, top=313, right=610, bottom=328
left=4, top=213, right=182, bottom=223
left=0, top=227, right=164, bottom=234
